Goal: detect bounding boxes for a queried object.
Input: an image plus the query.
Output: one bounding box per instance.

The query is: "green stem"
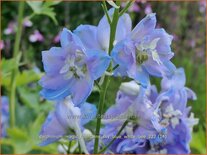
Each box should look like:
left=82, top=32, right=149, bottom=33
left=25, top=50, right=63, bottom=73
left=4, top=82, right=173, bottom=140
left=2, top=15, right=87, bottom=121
left=102, top=1, right=111, bottom=24
left=93, top=1, right=121, bottom=154
left=9, top=1, right=25, bottom=128
left=98, top=120, right=129, bottom=154
left=67, top=141, right=72, bottom=154
left=13, top=1, right=25, bottom=57
left=108, top=1, right=120, bottom=55
left=119, top=0, right=135, bottom=17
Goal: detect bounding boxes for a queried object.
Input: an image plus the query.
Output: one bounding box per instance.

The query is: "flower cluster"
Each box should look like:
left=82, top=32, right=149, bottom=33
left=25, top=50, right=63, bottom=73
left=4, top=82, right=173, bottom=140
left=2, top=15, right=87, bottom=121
left=39, top=8, right=198, bottom=154
left=96, top=68, right=198, bottom=154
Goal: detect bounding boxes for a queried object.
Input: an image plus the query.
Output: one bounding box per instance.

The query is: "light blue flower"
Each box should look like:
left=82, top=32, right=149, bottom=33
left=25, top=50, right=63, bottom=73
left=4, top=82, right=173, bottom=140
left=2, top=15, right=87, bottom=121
left=111, top=13, right=176, bottom=87
left=155, top=68, right=197, bottom=113
left=39, top=97, right=97, bottom=154
left=39, top=28, right=111, bottom=105
left=96, top=81, right=164, bottom=154
left=151, top=68, right=199, bottom=154
left=94, top=74, right=198, bottom=154
left=74, top=8, right=132, bottom=52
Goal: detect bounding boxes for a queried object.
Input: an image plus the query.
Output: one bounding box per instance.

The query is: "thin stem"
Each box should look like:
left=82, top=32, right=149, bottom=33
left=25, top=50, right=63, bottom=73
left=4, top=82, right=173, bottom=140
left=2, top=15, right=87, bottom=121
left=98, top=120, right=129, bottom=154
left=95, top=80, right=101, bottom=91
left=119, top=0, right=135, bottom=17
left=9, top=1, right=25, bottom=128
left=78, top=142, right=81, bottom=153
left=108, top=1, right=120, bottom=54
left=13, top=1, right=25, bottom=57
left=93, top=1, right=121, bottom=153
left=93, top=76, right=111, bottom=153
left=102, top=1, right=111, bottom=24
left=112, top=64, right=119, bottom=71
left=67, top=141, right=72, bottom=154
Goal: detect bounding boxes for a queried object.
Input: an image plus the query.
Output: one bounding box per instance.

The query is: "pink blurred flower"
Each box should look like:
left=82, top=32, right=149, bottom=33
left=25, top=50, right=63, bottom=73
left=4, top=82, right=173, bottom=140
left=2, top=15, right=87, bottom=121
left=4, top=21, right=16, bottom=35
left=130, top=3, right=140, bottom=12
left=121, top=0, right=141, bottom=13
left=23, top=18, right=33, bottom=27
left=136, top=0, right=147, bottom=4
left=170, top=4, right=178, bottom=12
left=172, top=34, right=179, bottom=41
left=145, top=4, right=152, bottom=14
left=0, top=40, right=5, bottom=50
left=53, top=32, right=60, bottom=43
left=199, top=0, right=206, bottom=13
left=29, top=30, right=44, bottom=43
left=189, top=40, right=196, bottom=48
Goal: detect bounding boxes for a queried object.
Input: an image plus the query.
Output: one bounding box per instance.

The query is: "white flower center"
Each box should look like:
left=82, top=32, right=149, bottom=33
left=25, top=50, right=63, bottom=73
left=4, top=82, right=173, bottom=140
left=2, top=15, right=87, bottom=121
left=135, top=38, right=162, bottom=65
left=160, top=104, right=182, bottom=128
left=59, top=50, right=87, bottom=79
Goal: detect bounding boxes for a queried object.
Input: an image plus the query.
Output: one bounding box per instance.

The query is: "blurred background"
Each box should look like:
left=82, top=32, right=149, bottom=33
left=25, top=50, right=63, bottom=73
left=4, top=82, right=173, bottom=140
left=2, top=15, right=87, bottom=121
left=1, top=0, right=206, bottom=154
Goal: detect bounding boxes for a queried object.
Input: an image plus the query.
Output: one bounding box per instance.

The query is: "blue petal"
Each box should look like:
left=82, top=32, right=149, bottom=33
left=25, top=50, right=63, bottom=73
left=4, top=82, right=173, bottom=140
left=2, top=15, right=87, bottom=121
left=85, top=49, right=111, bottom=80
left=60, top=28, right=84, bottom=49
left=104, top=91, right=133, bottom=119
left=70, top=77, right=94, bottom=105
left=115, top=12, right=132, bottom=43
left=165, top=120, right=191, bottom=154
left=127, top=65, right=149, bottom=88
left=161, top=67, right=185, bottom=90
left=185, top=87, right=197, bottom=100
left=131, top=13, right=156, bottom=40
left=149, top=28, right=174, bottom=60
left=111, top=39, right=135, bottom=69
left=116, top=139, right=146, bottom=153
left=143, top=59, right=176, bottom=78
left=74, top=25, right=101, bottom=50
left=39, top=78, right=76, bottom=100
left=97, top=8, right=132, bottom=51
left=39, top=112, right=66, bottom=146
left=39, top=75, right=68, bottom=90
left=55, top=100, right=81, bottom=129
left=42, top=47, right=66, bottom=76
left=80, top=102, right=97, bottom=125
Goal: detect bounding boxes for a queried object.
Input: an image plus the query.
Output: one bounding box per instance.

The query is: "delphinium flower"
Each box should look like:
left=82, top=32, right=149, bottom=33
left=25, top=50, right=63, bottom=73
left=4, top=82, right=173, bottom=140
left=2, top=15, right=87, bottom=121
left=74, top=8, right=132, bottom=52
left=29, top=30, right=44, bottom=43
left=39, top=28, right=110, bottom=105
left=86, top=81, right=164, bottom=154
left=93, top=68, right=198, bottom=154
left=150, top=68, right=199, bottom=154
left=39, top=96, right=97, bottom=154
left=1, top=96, right=9, bottom=137
left=111, top=13, right=175, bottom=87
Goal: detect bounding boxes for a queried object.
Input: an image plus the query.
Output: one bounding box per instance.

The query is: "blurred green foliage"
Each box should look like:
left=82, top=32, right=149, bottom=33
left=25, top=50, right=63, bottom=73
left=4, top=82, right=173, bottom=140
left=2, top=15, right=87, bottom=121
left=1, top=1, right=206, bottom=154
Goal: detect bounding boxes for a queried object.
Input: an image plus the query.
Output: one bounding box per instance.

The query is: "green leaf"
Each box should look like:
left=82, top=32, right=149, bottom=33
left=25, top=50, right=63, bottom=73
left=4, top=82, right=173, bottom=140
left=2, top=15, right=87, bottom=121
left=7, top=128, right=28, bottom=141
left=26, top=1, right=43, bottom=13
left=7, top=127, right=32, bottom=154
left=18, top=86, right=39, bottom=110
left=29, top=113, right=45, bottom=144
left=43, top=1, right=62, bottom=7
left=16, top=70, right=42, bottom=86
left=190, top=126, right=206, bottom=154
left=1, top=53, right=21, bottom=79
left=26, top=1, right=59, bottom=25
left=40, top=6, right=58, bottom=25
left=2, top=69, right=42, bottom=88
